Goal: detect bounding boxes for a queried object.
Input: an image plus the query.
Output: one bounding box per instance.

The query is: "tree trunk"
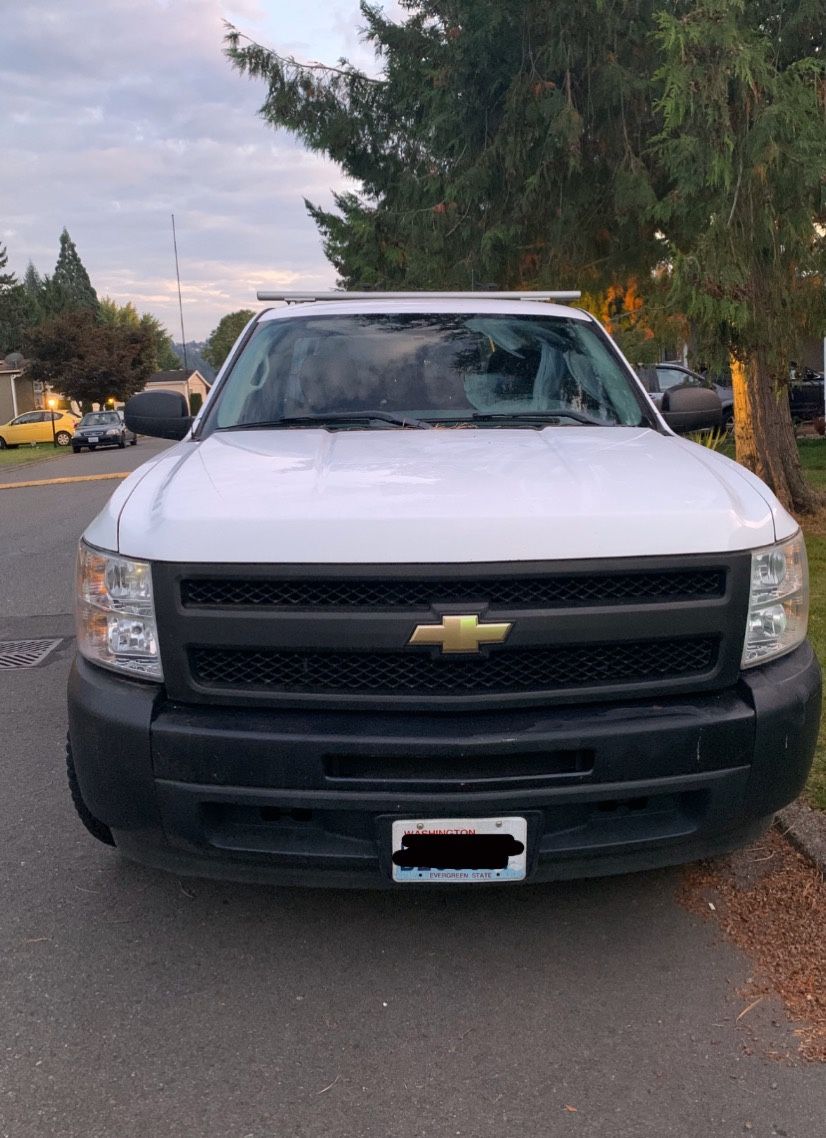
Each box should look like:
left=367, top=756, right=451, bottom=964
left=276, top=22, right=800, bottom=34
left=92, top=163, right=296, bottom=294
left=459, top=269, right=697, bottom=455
left=731, top=354, right=822, bottom=516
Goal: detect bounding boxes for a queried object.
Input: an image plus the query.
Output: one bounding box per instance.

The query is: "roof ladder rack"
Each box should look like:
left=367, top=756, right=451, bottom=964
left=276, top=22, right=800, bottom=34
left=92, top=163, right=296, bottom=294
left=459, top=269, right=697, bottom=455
left=256, top=290, right=581, bottom=304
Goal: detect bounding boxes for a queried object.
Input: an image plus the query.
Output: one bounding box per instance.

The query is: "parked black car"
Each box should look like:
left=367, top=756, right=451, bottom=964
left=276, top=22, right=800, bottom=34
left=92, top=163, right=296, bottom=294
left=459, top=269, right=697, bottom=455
left=71, top=411, right=137, bottom=453
left=788, top=367, right=825, bottom=422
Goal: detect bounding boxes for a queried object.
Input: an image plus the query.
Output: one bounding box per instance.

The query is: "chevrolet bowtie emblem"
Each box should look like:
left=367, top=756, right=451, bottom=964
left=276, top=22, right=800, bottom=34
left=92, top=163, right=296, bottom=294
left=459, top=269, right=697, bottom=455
left=408, top=614, right=513, bottom=654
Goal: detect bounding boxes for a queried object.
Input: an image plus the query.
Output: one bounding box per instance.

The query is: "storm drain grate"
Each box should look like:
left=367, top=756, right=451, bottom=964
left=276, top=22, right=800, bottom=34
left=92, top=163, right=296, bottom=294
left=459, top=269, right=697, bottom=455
left=0, top=639, right=62, bottom=670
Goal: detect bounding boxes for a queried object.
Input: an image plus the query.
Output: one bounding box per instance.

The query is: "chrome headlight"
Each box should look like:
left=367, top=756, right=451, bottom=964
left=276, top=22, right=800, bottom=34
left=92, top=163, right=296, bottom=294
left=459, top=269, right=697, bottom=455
left=75, top=542, right=163, bottom=680
left=742, top=532, right=809, bottom=668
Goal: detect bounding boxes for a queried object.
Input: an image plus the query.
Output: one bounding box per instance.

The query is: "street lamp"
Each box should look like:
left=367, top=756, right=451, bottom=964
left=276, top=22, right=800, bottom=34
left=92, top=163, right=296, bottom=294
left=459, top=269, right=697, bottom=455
left=47, top=397, right=57, bottom=448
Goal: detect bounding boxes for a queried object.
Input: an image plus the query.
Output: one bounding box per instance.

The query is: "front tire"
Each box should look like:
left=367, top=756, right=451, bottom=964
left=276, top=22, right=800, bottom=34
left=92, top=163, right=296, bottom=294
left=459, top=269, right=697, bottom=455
left=66, top=736, right=115, bottom=846
left=129, top=437, right=137, bottom=446
left=0, top=436, right=5, bottom=449
left=55, top=431, right=71, bottom=447
left=72, top=447, right=80, bottom=454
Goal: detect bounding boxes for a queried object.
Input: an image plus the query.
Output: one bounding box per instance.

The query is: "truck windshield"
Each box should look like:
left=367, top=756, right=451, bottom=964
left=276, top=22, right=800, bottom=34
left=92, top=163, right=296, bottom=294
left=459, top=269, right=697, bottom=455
left=208, top=312, right=648, bottom=430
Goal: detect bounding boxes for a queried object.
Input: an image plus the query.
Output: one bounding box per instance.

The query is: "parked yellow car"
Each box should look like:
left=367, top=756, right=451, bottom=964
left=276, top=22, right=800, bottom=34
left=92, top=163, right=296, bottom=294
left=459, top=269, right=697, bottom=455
left=0, top=409, right=79, bottom=449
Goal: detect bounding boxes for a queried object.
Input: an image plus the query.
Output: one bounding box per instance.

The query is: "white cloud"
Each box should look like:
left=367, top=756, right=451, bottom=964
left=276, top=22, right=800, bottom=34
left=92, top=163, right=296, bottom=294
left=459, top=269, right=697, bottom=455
left=0, top=0, right=395, bottom=338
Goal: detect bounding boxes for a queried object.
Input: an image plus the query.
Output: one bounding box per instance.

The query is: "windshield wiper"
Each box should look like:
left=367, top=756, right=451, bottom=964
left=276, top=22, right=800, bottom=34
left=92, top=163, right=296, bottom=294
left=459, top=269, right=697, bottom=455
left=217, top=411, right=433, bottom=431
left=439, top=411, right=614, bottom=427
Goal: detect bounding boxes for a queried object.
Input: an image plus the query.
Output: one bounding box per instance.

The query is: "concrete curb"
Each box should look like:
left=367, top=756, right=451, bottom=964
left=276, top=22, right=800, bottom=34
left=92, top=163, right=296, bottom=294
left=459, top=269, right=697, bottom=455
left=0, top=472, right=129, bottom=491
left=777, top=799, right=826, bottom=876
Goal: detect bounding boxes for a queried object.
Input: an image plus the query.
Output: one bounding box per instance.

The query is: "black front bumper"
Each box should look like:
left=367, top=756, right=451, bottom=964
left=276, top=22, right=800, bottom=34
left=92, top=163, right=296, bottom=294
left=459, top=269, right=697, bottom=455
left=67, top=644, right=821, bottom=886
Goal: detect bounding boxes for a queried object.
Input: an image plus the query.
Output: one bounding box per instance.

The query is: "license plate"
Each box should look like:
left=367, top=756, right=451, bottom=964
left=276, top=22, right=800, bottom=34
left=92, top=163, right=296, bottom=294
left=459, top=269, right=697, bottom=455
left=391, top=816, right=527, bottom=883
left=88, top=436, right=100, bottom=443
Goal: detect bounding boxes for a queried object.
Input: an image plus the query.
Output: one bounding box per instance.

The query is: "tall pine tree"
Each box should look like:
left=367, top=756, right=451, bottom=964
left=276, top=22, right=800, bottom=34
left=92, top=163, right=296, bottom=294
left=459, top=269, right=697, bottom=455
left=52, top=228, right=98, bottom=312
left=0, top=240, right=33, bottom=354
left=23, top=262, right=42, bottom=300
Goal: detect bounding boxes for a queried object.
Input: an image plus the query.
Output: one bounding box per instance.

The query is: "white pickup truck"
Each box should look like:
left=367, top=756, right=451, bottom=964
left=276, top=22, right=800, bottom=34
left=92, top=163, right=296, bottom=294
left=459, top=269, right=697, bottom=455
left=67, top=293, right=820, bottom=887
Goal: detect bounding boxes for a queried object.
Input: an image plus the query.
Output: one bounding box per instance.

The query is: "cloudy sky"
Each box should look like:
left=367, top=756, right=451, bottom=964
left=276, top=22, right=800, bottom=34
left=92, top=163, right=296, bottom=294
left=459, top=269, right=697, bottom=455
left=1, top=0, right=401, bottom=340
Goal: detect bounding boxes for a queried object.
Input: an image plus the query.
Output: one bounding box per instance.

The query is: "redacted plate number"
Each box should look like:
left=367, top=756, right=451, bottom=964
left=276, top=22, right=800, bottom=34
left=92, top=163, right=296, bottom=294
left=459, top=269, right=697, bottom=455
left=391, top=817, right=527, bottom=883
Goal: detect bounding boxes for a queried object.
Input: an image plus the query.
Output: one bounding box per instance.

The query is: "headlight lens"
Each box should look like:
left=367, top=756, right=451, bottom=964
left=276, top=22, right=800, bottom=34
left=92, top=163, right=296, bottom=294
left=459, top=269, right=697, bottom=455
left=742, top=532, right=809, bottom=668
left=75, top=542, right=163, bottom=680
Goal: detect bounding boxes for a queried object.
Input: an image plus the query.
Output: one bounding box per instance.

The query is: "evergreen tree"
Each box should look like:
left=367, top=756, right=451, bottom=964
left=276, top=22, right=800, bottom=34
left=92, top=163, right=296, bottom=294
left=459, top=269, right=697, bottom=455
left=52, top=228, right=98, bottom=312
left=20, top=262, right=44, bottom=324
left=203, top=310, right=255, bottom=371
left=23, top=261, right=42, bottom=298
left=0, top=244, right=38, bottom=353
left=0, top=241, right=16, bottom=289
left=224, top=1, right=826, bottom=511
left=0, top=287, right=37, bottom=354
left=36, top=274, right=69, bottom=319
left=226, top=3, right=662, bottom=292
left=651, top=0, right=826, bottom=511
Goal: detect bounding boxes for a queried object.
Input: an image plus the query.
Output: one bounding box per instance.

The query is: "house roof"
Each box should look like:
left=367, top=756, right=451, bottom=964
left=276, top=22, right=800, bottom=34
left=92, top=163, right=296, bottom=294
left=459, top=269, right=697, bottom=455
left=146, top=369, right=208, bottom=385
left=0, top=352, right=26, bottom=375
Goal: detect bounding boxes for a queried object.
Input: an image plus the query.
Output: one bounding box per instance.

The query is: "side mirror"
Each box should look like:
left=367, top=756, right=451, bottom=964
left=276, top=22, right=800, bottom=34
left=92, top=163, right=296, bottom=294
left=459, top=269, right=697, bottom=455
left=661, top=385, right=723, bottom=435
left=124, top=390, right=192, bottom=441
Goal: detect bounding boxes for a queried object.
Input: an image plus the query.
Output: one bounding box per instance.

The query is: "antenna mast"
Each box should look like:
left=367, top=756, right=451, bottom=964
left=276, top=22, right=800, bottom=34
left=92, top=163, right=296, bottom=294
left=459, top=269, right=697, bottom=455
left=171, top=213, right=188, bottom=371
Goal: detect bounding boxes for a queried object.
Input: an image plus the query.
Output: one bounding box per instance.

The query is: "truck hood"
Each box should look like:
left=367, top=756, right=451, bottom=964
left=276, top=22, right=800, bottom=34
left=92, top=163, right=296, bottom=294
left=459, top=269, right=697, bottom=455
left=95, top=427, right=791, bottom=564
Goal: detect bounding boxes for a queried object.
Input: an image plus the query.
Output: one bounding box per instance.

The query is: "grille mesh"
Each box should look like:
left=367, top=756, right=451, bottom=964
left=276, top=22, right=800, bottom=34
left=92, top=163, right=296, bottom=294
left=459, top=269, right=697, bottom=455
left=182, top=570, right=726, bottom=611
left=190, top=638, right=718, bottom=697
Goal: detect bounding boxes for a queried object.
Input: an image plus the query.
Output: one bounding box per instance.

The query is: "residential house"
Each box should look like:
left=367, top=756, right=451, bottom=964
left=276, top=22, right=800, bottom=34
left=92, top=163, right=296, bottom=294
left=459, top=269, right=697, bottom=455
left=0, top=354, right=38, bottom=424
left=144, top=369, right=210, bottom=413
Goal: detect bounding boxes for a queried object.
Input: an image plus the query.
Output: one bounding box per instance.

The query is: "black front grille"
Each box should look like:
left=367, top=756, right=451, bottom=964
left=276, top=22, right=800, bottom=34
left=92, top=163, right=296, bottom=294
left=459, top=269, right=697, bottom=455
left=190, top=637, right=718, bottom=697
left=155, top=554, right=747, bottom=709
left=181, top=569, right=726, bottom=610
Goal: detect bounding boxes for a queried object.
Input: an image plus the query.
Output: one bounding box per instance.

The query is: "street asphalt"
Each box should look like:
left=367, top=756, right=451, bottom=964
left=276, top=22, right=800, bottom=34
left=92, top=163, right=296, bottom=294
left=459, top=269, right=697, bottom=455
left=0, top=439, right=823, bottom=1137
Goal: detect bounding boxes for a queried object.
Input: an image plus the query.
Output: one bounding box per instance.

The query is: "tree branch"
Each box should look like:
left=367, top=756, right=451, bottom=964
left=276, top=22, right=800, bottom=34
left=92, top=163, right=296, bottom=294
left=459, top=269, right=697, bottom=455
left=224, top=23, right=383, bottom=84
left=727, top=158, right=744, bottom=227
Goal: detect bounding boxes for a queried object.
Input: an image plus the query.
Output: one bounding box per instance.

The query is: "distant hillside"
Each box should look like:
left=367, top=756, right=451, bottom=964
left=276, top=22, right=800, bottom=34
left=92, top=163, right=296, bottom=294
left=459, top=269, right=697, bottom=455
left=172, top=342, right=216, bottom=382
